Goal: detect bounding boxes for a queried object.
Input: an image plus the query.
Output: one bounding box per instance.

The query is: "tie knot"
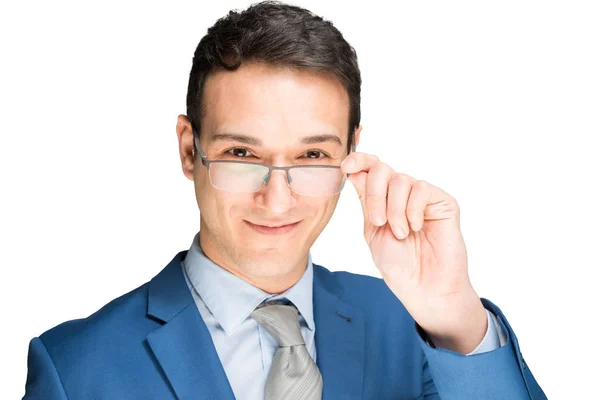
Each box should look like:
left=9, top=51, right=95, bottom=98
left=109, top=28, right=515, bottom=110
left=251, top=304, right=305, bottom=347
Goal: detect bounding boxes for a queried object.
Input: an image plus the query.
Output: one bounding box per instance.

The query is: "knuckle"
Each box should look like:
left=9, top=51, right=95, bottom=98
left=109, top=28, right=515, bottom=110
left=390, top=173, right=410, bottom=184
left=371, top=160, right=387, bottom=173
left=415, top=179, right=429, bottom=189
left=382, top=163, right=394, bottom=175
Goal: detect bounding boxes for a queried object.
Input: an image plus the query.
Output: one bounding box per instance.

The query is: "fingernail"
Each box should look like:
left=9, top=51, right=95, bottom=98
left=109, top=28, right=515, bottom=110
left=395, top=226, right=407, bottom=238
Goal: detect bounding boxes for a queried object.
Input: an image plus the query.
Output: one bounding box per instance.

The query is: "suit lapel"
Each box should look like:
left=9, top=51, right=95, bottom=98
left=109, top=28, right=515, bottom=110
left=313, top=264, right=365, bottom=400
left=145, top=251, right=235, bottom=400
left=144, top=252, right=365, bottom=400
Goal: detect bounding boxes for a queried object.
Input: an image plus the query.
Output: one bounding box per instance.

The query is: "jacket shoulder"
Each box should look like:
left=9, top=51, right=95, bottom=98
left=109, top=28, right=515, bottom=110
left=38, top=281, right=157, bottom=357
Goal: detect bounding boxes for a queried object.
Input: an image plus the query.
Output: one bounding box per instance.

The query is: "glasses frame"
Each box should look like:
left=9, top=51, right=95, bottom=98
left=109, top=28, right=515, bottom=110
left=192, top=133, right=357, bottom=197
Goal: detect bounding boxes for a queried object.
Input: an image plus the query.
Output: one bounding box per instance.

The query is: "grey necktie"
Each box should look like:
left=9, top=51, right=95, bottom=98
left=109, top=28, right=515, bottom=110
left=250, top=303, right=323, bottom=400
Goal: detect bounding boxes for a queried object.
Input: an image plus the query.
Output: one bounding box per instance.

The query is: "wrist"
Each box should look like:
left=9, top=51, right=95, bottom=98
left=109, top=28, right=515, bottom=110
left=425, top=301, right=488, bottom=354
left=419, top=292, right=487, bottom=355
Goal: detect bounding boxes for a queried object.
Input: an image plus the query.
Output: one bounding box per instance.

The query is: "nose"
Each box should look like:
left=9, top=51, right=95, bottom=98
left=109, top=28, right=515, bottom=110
left=258, top=168, right=295, bottom=213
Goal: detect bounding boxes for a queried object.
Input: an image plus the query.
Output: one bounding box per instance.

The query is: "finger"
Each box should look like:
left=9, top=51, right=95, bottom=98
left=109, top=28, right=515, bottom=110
left=387, top=173, right=416, bottom=239
left=341, top=152, right=380, bottom=176
left=414, top=182, right=459, bottom=228
left=406, top=180, right=433, bottom=232
left=341, top=152, right=383, bottom=220
left=341, top=151, right=384, bottom=225
left=365, top=162, right=395, bottom=226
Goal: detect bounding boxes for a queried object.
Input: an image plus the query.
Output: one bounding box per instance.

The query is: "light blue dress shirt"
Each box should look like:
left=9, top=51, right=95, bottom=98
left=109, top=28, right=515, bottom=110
left=182, top=231, right=504, bottom=400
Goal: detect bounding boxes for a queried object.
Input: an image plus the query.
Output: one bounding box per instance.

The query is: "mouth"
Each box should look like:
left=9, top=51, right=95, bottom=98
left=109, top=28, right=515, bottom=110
left=243, top=220, right=302, bottom=235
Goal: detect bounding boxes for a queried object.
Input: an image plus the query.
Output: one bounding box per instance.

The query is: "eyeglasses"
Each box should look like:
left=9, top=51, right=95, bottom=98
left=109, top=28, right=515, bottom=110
left=193, top=135, right=355, bottom=197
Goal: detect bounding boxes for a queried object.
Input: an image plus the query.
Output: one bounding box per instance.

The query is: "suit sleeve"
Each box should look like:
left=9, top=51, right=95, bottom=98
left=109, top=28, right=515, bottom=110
left=23, top=337, right=69, bottom=400
left=416, top=298, right=547, bottom=400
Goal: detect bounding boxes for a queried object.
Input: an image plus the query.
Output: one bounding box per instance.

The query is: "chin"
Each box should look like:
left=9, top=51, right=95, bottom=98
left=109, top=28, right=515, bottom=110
left=241, top=241, right=290, bottom=255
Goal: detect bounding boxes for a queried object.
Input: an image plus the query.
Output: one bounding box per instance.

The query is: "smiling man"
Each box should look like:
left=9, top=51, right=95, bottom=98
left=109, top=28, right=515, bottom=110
left=23, top=1, right=547, bottom=399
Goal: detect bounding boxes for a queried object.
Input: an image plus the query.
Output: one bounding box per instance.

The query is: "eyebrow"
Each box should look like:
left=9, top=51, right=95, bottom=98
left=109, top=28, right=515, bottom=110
left=209, top=133, right=343, bottom=147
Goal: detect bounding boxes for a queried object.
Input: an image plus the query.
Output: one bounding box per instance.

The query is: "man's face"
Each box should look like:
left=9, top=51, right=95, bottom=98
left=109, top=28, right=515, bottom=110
left=178, top=62, right=361, bottom=292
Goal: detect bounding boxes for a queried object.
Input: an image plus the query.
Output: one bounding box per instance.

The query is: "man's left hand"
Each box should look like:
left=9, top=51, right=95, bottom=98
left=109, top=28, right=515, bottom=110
left=341, top=152, right=488, bottom=355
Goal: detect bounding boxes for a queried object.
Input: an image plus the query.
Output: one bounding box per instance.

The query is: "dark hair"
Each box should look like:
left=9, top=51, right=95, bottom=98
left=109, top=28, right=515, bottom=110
left=186, top=0, right=361, bottom=156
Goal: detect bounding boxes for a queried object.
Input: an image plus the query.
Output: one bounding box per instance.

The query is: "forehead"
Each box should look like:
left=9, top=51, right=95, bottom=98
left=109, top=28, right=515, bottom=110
left=200, top=62, right=349, bottom=147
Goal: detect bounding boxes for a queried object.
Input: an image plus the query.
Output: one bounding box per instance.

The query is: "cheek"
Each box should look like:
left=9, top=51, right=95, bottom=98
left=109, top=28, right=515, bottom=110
left=304, top=196, right=339, bottom=227
left=193, top=167, right=210, bottom=198
left=194, top=175, right=232, bottom=226
left=194, top=175, right=211, bottom=210
left=324, top=195, right=341, bottom=220
left=311, top=195, right=340, bottom=231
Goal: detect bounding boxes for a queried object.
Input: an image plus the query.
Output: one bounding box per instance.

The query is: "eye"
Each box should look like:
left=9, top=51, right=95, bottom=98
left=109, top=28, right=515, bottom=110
left=303, top=150, right=329, bottom=160
left=225, top=147, right=255, bottom=158
left=223, top=147, right=329, bottom=160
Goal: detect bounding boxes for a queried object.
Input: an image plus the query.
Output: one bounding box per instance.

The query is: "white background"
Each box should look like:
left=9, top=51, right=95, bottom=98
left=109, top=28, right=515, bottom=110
left=1, top=0, right=598, bottom=398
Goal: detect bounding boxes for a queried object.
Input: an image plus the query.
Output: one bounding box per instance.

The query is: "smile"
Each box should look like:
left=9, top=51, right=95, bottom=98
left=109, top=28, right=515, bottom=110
left=243, top=220, right=302, bottom=235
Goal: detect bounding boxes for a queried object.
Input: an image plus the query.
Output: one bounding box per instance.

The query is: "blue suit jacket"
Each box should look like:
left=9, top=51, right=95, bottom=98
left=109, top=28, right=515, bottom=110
left=24, top=251, right=547, bottom=399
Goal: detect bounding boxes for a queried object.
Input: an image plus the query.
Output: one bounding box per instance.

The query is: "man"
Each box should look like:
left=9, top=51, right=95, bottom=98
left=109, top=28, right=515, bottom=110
left=23, top=1, right=547, bottom=399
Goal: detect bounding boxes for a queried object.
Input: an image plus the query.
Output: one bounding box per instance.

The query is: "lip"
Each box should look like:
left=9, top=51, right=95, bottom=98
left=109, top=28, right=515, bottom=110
left=244, top=220, right=301, bottom=235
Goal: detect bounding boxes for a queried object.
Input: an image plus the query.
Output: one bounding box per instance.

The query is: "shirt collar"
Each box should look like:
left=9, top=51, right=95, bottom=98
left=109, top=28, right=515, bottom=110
left=183, top=231, right=315, bottom=335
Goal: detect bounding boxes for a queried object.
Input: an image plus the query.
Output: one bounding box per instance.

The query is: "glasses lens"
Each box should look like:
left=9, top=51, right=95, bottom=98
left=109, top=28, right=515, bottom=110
left=209, top=162, right=268, bottom=193
left=209, top=162, right=346, bottom=197
left=289, top=166, right=346, bottom=197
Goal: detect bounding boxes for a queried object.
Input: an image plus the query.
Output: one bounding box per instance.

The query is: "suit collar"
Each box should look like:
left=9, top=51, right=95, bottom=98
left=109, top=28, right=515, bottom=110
left=146, top=251, right=236, bottom=400
left=146, top=251, right=193, bottom=323
left=146, top=251, right=365, bottom=400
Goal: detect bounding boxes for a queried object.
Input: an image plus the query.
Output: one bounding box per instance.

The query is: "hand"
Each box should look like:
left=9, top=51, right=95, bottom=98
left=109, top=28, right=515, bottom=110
left=341, top=152, right=488, bottom=354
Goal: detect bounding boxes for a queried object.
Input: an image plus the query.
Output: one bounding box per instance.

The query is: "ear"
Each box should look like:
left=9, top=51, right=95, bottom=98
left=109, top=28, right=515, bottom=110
left=176, top=114, right=195, bottom=181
